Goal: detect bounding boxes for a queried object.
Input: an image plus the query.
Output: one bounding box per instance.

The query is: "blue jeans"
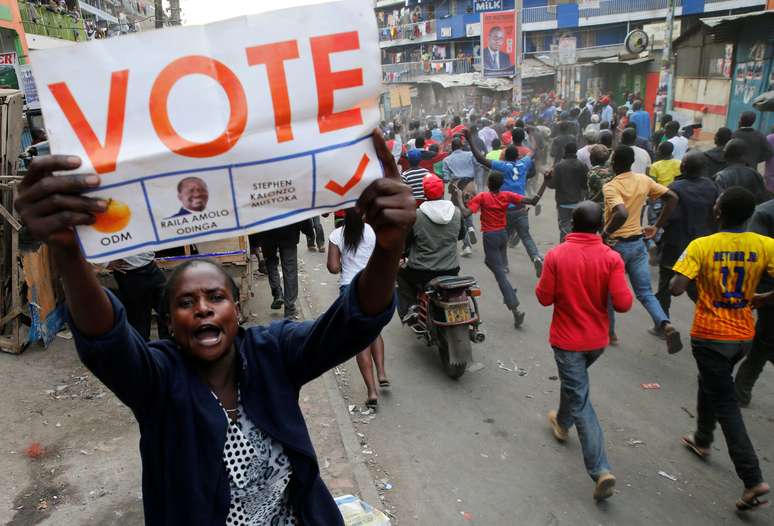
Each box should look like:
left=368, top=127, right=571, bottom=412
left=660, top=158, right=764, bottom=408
left=463, top=215, right=474, bottom=249
left=608, top=238, right=669, bottom=333
left=554, top=348, right=611, bottom=480
left=505, top=208, right=541, bottom=261
left=483, top=230, right=519, bottom=308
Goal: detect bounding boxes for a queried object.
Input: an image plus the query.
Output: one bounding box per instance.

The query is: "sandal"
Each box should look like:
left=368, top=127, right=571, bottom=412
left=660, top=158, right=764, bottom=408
left=736, top=495, right=770, bottom=511
left=379, top=379, right=391, bottom=388
left=736, top=485, right=770, bottom=512
left=681, top=434, right=710, bottom=460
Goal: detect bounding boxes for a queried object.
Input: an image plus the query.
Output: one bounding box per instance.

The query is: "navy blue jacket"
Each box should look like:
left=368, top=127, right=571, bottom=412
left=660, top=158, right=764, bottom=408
left=69, top=275, right=394, bottom=525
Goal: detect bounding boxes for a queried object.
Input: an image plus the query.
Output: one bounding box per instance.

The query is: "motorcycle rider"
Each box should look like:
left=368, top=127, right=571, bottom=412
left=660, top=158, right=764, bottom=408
left=397, top=174, right=465, bottom=320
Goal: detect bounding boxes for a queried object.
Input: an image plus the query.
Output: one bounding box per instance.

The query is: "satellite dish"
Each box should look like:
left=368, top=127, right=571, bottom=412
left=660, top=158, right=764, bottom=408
left=625, top=29, right=650, bottom=55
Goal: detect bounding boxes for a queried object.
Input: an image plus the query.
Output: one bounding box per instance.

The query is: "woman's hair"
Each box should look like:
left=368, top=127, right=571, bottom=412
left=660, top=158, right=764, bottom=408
left=342, top=208, right=365, bottom=253
left=159, top=259, right=240, bottom=322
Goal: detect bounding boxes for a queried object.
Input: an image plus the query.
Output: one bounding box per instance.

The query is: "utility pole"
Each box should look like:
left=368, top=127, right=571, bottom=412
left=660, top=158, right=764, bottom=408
left=168, top=0, right=181, bottom=26
left=657, top=0, right=676, bottom=118
left=512, top=0, right=523, bottom=108
left=154, top=0, right=164, bottom=28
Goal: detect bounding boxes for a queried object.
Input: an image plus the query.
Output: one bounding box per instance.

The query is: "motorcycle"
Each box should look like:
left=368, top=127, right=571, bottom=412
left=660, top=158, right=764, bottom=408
left=404, top=275, right=485, bottom=379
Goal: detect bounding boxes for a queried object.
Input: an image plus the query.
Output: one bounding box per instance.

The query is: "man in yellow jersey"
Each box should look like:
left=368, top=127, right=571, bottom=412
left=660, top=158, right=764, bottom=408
left=670, top=187, right=774, bottom=511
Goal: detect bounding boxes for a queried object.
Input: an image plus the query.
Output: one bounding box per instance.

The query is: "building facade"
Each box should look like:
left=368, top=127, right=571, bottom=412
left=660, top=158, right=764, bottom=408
left=377, top=0, right=766, bottom=119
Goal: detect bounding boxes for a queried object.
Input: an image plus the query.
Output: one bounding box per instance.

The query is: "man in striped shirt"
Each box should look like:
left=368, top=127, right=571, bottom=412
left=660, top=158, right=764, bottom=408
left=402, top=149, right=430, bottom=206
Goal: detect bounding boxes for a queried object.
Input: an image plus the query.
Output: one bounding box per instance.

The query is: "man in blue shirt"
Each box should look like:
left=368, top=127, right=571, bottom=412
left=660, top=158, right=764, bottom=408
left=629, top=100, right=652, bottom=142
left=464, top=129, right=545, bottom=277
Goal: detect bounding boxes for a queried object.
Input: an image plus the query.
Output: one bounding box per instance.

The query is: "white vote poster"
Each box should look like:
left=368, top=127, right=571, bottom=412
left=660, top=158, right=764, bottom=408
left=30, top=0, right=383, bottom=262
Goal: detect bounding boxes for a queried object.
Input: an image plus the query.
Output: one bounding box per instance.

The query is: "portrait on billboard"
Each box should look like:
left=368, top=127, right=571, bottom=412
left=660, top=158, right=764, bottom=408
left=481, top=10, right=515, bottom=78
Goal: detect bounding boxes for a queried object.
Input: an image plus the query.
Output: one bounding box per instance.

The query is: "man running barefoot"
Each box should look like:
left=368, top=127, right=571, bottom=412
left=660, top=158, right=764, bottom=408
left=670, top=187, right=773, bottom=512
left=536, top=201, right=633, bottom=501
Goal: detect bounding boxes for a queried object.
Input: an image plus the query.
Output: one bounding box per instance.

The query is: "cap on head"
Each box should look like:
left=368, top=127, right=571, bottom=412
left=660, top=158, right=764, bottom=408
left=407, top=149, right=422, bottom=166
left=422, top=174, right=444, bottom=200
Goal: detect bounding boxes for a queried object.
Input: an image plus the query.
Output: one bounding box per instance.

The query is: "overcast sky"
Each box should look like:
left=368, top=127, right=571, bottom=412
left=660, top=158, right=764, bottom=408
left=181, top=0, right=329, bottom=25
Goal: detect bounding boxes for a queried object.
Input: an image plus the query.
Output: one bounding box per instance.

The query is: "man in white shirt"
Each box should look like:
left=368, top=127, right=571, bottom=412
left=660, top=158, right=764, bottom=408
left=621, top=128, right=651, bottom=174
left=665, top=121, right=688, bottom=161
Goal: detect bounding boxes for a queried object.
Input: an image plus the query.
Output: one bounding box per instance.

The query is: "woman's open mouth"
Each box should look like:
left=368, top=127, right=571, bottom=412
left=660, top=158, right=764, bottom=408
left=193, top=324, right=223, bottom=347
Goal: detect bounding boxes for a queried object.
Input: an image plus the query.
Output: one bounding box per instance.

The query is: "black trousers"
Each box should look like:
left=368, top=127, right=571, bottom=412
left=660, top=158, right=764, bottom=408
left=735, top=308, right=774, bottom=405
left=692, top=343, right=762, bottom=488
left=656, top=266, right=697, bottom=319
left=114, top=262, right=169, bottom=341
left=397, top=266, right=459, bottom=317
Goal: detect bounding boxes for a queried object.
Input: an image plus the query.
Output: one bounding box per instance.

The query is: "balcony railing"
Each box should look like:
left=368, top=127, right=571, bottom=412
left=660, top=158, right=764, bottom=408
left=19, top=0, right=89, bottom=41
left=382, top=57, right=480, bottom=83
left=522, top=0, right=765, bottom=24
left=379, top=20, right=436, bottom=44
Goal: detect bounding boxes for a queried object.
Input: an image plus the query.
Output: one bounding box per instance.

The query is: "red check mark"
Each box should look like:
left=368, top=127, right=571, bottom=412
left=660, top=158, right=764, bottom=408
left=325, top=154, right=370, bottom=196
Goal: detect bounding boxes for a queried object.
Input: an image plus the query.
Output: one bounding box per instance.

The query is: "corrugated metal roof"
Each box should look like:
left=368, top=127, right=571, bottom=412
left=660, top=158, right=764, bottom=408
left=413, top=73, right=515, bottom=91
left=701, top=10, right=773, bottom=28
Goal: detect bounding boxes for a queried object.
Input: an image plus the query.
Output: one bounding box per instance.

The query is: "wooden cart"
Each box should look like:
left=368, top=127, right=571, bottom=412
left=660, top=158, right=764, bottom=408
left=155, top=236, right=255, bottom=317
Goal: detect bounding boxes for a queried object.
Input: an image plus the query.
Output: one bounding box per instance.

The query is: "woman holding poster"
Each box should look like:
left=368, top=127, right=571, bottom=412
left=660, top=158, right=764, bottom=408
left=13, top=133, right=415, bottom=526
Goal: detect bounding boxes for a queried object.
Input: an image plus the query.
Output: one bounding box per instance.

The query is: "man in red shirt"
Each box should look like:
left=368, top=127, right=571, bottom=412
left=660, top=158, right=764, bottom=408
left=455, top=171, right=544, bottom=328
left=535, top=201, right=633, bottom=501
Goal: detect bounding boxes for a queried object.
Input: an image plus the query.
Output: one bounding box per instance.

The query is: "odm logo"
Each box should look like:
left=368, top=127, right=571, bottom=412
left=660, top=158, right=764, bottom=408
left=92, top=198, right=131, bottom=234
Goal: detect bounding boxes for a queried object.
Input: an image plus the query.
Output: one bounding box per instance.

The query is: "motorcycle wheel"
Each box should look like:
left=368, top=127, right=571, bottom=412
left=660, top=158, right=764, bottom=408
left=437, top=325, right=468, bottom=380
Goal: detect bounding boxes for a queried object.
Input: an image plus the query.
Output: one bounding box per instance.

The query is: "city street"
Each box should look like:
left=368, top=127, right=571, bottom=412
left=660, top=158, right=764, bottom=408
left=303, top=198, right=774, bottom=525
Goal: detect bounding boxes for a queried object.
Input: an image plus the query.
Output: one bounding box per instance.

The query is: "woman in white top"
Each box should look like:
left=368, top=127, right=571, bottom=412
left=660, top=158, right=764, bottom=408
left=327, top=208, right=388, bottom=409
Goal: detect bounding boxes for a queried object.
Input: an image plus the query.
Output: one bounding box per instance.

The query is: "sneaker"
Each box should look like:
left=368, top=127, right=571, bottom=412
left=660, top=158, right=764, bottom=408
left=662, top=324, right=683, bottom=354
left=285, top=309, right=300, bottom=321
left=461, top=246, right=473, bottom=257
left=533, top=257, right=544, bottom=278
left=467, top=226, right=478, bottom=245
left=512, top=309, right=525, bottom=329
left=270, top=297, right=284, bottom=310
left=593, top=473, right=616, bottom=501
left=547, top=410, right=569, bottom=442
left=318, top=246, right=326, bottom=253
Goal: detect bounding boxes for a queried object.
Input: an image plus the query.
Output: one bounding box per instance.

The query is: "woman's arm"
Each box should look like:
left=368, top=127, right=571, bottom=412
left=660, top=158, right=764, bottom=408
left=15, top=155, right=167, bottom=415
left=326, top=241, right=341, bottom=274
left=355, top=131, right=416, bottom=316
